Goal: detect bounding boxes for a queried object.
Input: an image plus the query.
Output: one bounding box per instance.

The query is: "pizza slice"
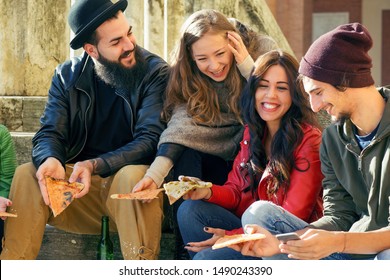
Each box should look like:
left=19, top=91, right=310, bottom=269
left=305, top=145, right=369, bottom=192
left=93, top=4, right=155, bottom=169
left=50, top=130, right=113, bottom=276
left=111, top=188, right=164, bottom=200
left=46, top=176, right=84, bottom=217
left=163, top=175, right=212, bottom=205
left=212, top=233, right=266, bottom=250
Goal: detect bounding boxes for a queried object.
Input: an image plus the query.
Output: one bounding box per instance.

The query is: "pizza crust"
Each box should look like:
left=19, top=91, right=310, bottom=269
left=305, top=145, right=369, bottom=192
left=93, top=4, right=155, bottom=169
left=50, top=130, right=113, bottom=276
left=212, top=233, right=266, bottom=250
left=0, top=211, right=17, bottom=218
left=111, top=188, right=164, bottom=200
left=46, top=176, right=84, bottom=217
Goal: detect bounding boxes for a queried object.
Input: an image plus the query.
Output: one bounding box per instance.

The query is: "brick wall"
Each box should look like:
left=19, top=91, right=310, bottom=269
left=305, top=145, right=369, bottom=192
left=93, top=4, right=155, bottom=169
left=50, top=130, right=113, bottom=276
left=313, top=0, right=362, bottom=21
left=382, top=10, right=390, bottom=86
left=266, top=0, right=363, bottom=59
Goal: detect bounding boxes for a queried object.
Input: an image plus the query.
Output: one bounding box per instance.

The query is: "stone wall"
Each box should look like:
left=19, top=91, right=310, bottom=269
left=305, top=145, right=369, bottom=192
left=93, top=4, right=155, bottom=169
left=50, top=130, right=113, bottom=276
left=0, top=0, right=70, bottom=98
left=135, top=0, right=294, bottom=61
left=0, top=1, right=70, bottom=164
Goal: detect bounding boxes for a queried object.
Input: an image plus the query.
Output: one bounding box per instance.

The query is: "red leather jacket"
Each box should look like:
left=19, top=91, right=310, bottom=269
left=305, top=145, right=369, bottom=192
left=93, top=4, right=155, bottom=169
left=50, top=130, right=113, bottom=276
left=208, top=124, right=324, bottom=231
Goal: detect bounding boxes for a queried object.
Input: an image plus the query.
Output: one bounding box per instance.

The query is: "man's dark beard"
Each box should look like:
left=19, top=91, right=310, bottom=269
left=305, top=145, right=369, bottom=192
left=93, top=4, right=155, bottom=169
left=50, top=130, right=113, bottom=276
left=94, top=47, right=146, bottom=91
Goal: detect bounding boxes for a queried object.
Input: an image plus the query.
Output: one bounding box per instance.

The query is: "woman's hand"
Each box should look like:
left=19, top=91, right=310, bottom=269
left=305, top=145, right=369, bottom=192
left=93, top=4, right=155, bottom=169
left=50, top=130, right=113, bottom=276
left=227, top=31, right=250, bottom=65
left=185, top=227, right=225, bottom=253
left=132, top=176, right=158, bottom=203
left=183, top=187, right=212, bottom=200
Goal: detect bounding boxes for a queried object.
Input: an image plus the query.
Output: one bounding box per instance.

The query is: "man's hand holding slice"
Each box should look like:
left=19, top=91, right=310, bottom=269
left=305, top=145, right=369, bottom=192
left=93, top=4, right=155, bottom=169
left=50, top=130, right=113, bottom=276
left=163, top=175, right=212, bottom=205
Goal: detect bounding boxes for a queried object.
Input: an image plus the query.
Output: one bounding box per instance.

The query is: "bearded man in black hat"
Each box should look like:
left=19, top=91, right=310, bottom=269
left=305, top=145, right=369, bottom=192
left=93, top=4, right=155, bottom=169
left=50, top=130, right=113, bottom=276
left=0, top=0, right=168, bottom=260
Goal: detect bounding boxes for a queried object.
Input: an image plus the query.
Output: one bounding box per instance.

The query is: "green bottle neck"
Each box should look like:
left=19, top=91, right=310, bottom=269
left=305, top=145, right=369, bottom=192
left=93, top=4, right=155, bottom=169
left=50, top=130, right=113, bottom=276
left=101, top=216, right=110, bottom=239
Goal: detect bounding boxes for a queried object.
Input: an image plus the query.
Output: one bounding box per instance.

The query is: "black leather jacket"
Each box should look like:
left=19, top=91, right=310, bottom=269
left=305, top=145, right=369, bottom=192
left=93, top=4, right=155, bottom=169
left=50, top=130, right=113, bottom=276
left=32, top=48, right=169, bottom=177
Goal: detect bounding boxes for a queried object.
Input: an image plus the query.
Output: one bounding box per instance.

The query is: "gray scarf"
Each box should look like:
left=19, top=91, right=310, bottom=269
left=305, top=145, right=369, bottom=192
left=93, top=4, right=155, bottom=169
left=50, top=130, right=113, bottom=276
left=158, top=105, right=244, bottom=161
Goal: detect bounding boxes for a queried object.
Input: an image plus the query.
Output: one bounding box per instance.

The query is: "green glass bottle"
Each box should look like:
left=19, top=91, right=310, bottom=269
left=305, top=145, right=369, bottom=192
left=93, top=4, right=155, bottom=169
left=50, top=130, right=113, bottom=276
left=97, top=216, right=114, bottom=260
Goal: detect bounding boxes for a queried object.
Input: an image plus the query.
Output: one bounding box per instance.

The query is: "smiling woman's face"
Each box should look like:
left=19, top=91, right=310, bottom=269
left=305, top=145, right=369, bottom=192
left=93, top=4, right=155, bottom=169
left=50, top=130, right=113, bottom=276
left=255, top=64, right=292, bottom=128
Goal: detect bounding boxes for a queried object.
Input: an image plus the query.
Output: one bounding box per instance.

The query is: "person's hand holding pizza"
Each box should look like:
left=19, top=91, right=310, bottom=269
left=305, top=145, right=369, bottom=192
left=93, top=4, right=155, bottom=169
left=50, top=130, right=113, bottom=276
left=163, top=176, right=213, bottom=204
left=0, top=198, right=12, bottom=220
left=183, top=187, right=212, bottom=201
left=36, top=157, right=85, bottom=216
left=36, top=157, right=66, bottom=205
left=185, top=226, right=225, bottom=253
left=69, top=159, right=93, bottom=199
left=132, top=177, right=158, bottom=203
left=229, top=224, right=280, bottom=258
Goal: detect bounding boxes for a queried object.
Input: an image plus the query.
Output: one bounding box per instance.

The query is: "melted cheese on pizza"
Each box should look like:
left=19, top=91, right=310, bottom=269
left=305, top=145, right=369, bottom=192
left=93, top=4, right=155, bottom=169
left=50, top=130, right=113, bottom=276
left=46, top=177, right=84, bottom=217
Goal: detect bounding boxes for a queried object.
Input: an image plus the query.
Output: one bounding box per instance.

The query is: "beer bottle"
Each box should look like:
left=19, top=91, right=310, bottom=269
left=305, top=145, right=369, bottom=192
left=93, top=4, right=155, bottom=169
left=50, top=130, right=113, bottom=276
left=97, top=216, right=114, bottom=260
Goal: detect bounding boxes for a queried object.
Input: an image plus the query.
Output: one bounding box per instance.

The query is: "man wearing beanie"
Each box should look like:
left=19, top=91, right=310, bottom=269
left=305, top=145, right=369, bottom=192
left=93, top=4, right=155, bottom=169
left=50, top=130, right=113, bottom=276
left=231, top=23, right=390, bottom=260
left=0, top=0, right=169, bottom=260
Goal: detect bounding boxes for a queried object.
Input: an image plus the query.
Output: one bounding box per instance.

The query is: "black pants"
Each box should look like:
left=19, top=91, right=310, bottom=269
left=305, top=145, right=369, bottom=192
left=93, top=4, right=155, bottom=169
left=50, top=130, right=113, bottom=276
left=171, top=148, right=233, bottom=258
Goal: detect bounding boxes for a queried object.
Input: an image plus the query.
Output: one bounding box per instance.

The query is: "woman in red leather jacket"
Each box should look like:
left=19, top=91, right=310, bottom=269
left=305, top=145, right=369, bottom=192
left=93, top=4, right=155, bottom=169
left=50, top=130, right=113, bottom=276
left=177, top=49, right=324, bottom=260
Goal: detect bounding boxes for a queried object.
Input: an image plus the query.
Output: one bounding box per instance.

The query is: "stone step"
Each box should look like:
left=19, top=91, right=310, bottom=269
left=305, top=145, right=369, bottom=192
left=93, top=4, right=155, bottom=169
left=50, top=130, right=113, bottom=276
left=0, top=96, right=46, bottom=133
left=37, top=225, right=175, bottom=260
left=10, top=131, right=34, bottom=165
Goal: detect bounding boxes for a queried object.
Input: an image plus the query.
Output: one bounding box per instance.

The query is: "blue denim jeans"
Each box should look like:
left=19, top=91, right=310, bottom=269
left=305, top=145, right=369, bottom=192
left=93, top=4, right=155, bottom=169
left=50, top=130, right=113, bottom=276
left=172, top=148, right=233, bottom=259
left=241, top=200, right=353, bottom=260
left=177, top=200, right=260, bottom=260
left=375, top=249, right=390, bottom=260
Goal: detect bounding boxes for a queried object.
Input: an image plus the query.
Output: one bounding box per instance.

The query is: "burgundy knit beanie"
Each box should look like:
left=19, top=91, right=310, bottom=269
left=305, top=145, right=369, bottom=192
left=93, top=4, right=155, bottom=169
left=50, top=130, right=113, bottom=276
left=299, top=22, right=374, bottom=88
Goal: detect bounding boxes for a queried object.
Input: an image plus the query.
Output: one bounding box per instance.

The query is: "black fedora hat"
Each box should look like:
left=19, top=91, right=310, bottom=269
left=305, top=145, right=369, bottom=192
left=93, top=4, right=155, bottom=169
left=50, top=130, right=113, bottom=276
left=68, top=0, right=128, bottom=50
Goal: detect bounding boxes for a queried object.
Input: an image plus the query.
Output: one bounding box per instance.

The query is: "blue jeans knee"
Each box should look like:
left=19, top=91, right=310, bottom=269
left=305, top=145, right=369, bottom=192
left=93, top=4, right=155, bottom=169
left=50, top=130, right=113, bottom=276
left=242, top=200, right=308, bottom=235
